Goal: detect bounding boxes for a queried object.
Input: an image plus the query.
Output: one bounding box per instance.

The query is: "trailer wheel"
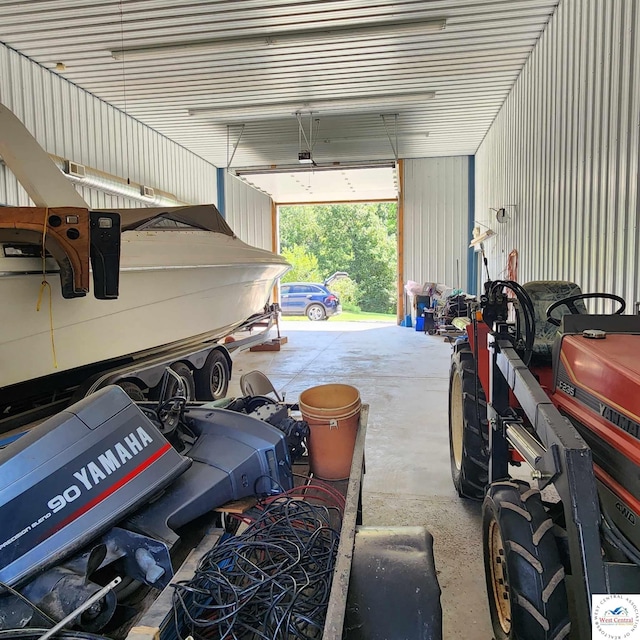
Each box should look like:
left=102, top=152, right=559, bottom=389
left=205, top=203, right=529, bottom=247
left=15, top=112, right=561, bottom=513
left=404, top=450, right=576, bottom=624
left=117, top=380, right=145, bottom=401
left=483, top=481, right=570, bottom=640
left=195, top=349, right=230, bottom=400
left=448, top=342, right=489, bottom=499
left=167, top=362, right=196, bottom=400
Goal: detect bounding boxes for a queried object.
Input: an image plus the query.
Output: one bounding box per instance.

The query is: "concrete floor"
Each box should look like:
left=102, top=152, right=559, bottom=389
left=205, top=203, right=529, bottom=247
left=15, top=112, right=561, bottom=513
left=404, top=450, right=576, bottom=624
left=229, top=320, right=494, bottom=639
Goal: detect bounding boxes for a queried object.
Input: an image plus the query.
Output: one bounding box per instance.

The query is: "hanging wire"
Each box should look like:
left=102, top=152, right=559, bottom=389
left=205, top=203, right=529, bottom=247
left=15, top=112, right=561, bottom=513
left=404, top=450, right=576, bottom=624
left=35, top=208, right=57, bottom=368
left=381, top=114, right=399, bottom=161
left=118, top=0, right=130, bottom=183
left=226, top=125, right=245, bottom=169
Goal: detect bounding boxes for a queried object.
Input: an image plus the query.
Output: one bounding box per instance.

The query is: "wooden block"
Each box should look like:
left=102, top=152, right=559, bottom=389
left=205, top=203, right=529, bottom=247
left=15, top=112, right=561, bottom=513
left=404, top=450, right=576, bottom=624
left=127, top=626, right=160, bottom=640
left=250, top=336, right=288, bottom=352
left=215, top=496, right=257, bottom=513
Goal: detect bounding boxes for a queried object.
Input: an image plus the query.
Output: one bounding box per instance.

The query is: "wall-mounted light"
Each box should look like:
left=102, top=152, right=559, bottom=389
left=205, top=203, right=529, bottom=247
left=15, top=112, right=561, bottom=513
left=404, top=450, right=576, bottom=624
left=111, top=18, right=446, bottom=60
left=188, top=91, right=436, bottom=122
left=469, top=224, right=497, bottom=249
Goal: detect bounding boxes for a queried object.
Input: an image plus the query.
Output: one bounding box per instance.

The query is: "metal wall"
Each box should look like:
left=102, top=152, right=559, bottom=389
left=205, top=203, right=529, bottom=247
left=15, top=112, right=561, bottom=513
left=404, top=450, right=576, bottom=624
left=403, top=156, right=470, bottom=290
left=475, top=0, right=640, bottom=308
left=0, top=44, right=217, bottom=208
left=224, top=172, right=273, bottom=250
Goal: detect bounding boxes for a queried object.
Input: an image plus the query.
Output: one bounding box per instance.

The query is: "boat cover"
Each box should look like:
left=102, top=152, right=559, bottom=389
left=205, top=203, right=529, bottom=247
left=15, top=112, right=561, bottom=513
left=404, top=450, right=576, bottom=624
left=97, top=204, right=235, bottom=237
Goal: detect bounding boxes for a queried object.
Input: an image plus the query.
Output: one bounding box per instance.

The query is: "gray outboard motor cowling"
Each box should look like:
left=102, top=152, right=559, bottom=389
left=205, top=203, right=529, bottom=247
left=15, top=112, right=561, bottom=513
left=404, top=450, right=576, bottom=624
left=0, top=386, right=190, bottom=587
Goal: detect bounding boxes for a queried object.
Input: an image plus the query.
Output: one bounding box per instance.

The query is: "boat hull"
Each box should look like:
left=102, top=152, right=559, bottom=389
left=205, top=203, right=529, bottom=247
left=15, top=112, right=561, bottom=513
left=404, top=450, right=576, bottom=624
left=0, top=229, right=288, bottom=388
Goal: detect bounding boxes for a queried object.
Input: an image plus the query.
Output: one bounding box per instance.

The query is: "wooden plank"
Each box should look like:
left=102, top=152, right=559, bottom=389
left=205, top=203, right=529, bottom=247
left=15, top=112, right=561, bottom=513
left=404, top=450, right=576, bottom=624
left=214, top=496, right=257, bottom=513
left=322, top=404, right=368, bottom=640
left=126, top=626, right=160, bottom=640
left=249, top=336, right=288, bottom=351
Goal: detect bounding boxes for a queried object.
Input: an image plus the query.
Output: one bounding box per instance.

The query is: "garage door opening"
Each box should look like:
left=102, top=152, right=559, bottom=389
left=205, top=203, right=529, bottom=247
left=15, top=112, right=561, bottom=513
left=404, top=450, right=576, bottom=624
left=277, top=202, right=398, bottom=323
left=236, top=164, right=400, bottom=324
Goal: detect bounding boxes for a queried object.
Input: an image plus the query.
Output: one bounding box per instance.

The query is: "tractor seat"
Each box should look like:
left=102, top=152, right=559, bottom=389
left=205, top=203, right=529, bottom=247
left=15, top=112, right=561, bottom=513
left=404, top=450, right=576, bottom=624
left=522, top=281, right=587, bottom=362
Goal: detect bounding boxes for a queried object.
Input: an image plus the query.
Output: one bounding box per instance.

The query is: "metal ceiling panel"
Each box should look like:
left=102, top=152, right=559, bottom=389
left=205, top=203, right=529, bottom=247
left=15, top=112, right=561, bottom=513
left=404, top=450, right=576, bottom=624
left=0, top=0, right=559, bottom=171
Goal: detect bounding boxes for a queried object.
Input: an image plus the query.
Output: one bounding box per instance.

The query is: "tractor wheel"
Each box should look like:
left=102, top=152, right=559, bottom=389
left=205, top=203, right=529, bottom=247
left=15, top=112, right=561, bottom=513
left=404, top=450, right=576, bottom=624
left=483, top=481, right=570, bottom=640
left=448, top=341, right=489, bottom=499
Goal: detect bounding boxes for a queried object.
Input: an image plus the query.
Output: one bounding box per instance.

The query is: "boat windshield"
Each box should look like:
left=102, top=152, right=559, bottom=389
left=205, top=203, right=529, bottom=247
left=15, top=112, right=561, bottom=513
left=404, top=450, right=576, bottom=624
left=138, top=216, right=205, bottom=230
left=109, top=204, right=235, bottom=237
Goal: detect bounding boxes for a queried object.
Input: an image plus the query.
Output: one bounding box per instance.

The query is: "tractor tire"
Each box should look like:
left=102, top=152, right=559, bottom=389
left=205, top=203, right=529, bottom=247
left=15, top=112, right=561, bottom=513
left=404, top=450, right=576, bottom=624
left=483, top=481, right=570, bottom=640
left=448, top=341, right=489, bottom=500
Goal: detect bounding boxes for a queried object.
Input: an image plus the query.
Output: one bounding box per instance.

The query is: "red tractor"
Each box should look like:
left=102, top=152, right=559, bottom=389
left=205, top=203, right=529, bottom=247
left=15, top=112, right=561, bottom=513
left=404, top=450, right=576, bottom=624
left=448, top=280, right=640, bottom=640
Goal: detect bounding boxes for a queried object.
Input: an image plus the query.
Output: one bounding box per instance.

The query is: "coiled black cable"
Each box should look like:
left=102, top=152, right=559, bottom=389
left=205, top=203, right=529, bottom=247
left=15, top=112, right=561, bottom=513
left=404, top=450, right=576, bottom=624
left=172, top=497, right=341, bottom=640
left=486, top=280, right=536, bottom=365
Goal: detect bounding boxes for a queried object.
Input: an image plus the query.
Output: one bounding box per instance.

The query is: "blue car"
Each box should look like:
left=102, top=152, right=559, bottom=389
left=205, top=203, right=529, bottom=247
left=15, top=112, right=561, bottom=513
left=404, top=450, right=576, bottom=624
left=280, top=282, right=342, bottom=321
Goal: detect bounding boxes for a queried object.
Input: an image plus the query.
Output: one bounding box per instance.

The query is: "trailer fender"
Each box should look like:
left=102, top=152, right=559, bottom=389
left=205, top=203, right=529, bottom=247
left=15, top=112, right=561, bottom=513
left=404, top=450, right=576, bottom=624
left=345, top=526, right=442, bottom=640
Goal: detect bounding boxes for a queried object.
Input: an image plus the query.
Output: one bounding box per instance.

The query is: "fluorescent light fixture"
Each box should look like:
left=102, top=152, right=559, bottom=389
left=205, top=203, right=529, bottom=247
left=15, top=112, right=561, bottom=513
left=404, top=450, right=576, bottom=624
left=111, top=18, right=446, bottom=60
left=235, top=161, right=395, bottom=176
left=469, top=228, right=496, bottom=249
left=240, top=134, right=429, bottom=148
left=188, top=92, right=436, bottom=122
left=321, top=133, right=429, bottom=143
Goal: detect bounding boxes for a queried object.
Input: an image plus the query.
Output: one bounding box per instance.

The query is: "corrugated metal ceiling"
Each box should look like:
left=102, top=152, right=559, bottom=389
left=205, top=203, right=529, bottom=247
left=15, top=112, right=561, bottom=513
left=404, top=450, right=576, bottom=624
left=0, top=0, right=559, bottom=173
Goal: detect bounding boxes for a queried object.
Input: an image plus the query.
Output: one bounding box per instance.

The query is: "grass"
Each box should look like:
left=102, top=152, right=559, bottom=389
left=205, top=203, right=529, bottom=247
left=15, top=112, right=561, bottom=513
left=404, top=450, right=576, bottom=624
left=282, top=310, right=396, bottom=323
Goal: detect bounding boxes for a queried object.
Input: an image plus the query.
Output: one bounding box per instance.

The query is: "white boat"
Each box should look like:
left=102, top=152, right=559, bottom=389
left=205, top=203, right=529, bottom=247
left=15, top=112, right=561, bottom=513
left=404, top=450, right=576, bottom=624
left=0, top=205, right=288, bottom=389
left=0, top=104, right=289, bottom=391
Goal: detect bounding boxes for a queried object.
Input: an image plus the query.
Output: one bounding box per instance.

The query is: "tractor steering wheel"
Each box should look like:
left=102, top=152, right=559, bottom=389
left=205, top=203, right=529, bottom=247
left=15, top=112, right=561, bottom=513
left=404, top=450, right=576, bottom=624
left=545, top=293, right=626, bottom=326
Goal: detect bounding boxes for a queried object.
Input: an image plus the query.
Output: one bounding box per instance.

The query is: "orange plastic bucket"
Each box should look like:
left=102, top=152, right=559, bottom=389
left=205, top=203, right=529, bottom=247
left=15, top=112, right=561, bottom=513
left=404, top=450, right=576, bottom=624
left=299, top=384, right=361, bottom=481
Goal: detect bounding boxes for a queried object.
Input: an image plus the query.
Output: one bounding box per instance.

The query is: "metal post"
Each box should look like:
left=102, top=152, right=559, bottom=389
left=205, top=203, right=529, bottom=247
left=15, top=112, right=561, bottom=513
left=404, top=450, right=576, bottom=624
left=488, top=327, right=510, bottom=482
left=495, top=344, right=607, bottom=639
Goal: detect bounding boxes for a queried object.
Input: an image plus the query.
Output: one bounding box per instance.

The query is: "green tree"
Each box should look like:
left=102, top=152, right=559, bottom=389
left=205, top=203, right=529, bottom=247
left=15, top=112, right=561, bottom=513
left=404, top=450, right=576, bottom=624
left=278, top=202, right=398, bottom=314
left=315, top=203, right=396, bottom=313
left=281, top=245, right=322, bottom=283
left=329, top=276, right=361, bottom=312
left=279, top=206, right=321, bottom=254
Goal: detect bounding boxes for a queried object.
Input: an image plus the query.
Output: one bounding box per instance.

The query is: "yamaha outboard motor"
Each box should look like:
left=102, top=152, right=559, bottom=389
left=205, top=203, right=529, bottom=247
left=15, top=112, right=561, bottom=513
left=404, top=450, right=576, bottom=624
left=0, top=385, right=292, bottom=631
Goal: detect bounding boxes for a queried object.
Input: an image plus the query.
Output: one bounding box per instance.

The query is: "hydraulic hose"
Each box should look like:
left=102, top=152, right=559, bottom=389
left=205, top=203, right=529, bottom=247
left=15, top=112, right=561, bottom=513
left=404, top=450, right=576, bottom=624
left=486, top=280, right=536, bottom=366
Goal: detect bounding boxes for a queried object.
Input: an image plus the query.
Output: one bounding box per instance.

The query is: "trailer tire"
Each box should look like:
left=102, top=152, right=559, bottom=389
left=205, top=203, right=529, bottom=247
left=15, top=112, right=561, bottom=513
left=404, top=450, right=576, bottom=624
left=170, top=362, right=196, bottom=400
left=483, top=481, right=570, bottom=640
left=448, top=342, right=489, bottom=499
left=117, top=380, right=145, bottom=401
left=195, top=349, right=230, bottom=400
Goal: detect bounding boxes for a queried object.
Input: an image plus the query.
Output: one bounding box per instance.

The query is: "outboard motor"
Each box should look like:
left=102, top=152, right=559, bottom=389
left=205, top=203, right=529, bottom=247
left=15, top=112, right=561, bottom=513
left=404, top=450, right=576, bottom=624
left=0, top=385, right=293, bottom=632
